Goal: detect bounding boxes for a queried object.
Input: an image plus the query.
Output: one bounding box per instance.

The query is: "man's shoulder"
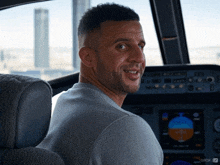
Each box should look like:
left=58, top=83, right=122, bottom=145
left=49, top=84, right=135, bottom=135
left=52, top=92, right=135, bottom=131
left=89, top=114, right=163, bottom=165
left=52, top=83, right=134, bottom=125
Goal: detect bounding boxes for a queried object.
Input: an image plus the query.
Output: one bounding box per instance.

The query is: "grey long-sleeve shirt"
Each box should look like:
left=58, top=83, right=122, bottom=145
left=37, top=83, right=163, bottom=165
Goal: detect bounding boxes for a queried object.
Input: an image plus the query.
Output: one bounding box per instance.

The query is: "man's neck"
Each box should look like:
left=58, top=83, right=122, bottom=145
left=79, top=75, right=126, bottom=107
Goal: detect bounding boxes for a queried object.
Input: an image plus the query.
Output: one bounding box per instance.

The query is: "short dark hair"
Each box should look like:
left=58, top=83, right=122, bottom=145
left=78, top=3, right=140, bottom=36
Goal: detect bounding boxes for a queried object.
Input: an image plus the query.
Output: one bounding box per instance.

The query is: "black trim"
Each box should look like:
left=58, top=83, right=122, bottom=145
left=48, top=72, right=79, bottom=96
left=149, top=0, right=190, bottom=64
left=144, top=64, right=220, bottom=72
left=0, top=0, right=50, bottom=10
left=124, top=92, right=220, bottom=105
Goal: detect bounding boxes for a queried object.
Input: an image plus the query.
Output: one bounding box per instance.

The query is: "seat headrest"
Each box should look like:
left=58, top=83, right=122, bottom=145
left=0, top=74, right=52, bottom=149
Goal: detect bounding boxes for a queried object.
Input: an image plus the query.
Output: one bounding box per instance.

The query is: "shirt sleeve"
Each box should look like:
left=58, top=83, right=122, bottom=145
left=89, top=115, right=164, bottom=165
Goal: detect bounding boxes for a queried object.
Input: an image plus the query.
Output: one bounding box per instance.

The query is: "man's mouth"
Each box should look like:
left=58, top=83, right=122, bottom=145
left=123, top=69, right=141, bottom=80
left=124, top=70, right=138, bottom=74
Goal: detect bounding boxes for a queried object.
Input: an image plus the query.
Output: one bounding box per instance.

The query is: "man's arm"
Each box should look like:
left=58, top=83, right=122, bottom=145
left=89, top=115, right=164, bottom=165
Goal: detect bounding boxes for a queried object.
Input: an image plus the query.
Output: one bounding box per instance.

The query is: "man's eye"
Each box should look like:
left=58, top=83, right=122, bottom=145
left=117, top=44, right=127, bottom=50
left=139, top=45, right=144, bottom=49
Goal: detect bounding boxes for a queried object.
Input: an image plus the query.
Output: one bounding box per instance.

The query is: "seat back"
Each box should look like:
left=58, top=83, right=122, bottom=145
left=0, top=74, right=64, bottom=164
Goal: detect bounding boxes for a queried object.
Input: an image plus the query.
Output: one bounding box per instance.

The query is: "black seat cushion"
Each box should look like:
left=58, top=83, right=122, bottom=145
left=1, top=147, right=65, bottom=165
left=0, top=74, right=52, bottom=148
left=0, top=74, right=65, bottom=164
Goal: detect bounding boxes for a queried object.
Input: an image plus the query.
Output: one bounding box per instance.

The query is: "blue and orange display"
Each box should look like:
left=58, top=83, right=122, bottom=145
left=168, top=113, right=194, bottom=142
left=160, top=110, right=204, bottom=150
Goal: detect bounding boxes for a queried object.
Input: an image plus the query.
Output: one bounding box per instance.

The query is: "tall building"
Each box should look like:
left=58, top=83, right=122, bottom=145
left=72, top=0, right=90, bottom=71
left=0, top=50, right=4, bottom=62
left=34, top=8, right=49, bottom=68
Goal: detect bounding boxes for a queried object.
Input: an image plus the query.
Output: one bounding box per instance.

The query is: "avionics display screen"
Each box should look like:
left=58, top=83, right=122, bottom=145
left=160, top=110, right=204, bottom=150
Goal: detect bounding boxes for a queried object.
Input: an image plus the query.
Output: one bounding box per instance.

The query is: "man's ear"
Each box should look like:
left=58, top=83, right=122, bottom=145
left=79, top=47, right=96, bottom=67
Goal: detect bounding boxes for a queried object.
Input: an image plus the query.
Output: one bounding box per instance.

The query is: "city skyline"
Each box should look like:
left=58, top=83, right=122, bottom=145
left=1, top=0, right=220, bottom=81
left=0, top=0, right=157, bottom=50
left=1, top=0, right=220, bottom=49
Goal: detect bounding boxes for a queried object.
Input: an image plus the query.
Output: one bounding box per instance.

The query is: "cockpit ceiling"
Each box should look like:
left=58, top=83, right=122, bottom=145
left=0, top=0, right=50, bottom=10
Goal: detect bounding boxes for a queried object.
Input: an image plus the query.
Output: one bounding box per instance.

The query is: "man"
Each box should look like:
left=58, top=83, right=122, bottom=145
left=38, top=3, right=163, bottom=165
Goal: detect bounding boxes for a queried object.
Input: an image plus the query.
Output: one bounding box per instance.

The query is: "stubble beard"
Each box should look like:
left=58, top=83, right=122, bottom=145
left=96, top=62, right=142, bottom=95
left=110, top=71, right=141, bottom=94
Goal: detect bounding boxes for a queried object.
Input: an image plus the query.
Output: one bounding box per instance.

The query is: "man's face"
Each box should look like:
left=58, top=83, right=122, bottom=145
left=94, top=20, right=146, bottom=95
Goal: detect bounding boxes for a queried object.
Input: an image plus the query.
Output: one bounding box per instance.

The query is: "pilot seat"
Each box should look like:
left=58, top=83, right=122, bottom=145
left=0, top=74, right=65, bottom=164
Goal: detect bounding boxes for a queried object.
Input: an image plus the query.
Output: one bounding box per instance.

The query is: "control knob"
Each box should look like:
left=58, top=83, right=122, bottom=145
left=207, top=76, right=215, bottom=82
left=214, top=118, right=220, bottom=132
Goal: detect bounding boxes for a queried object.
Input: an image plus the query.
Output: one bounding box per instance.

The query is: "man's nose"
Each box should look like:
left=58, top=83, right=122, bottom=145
left=129, top=45, right=145, bottom=63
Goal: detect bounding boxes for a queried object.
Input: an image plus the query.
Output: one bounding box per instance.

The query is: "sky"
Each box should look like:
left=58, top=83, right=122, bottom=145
left=1, top=0, right=220, bottom=49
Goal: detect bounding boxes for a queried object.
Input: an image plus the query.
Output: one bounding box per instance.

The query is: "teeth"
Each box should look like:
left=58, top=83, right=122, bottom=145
left=125, top=70, right=137, bottom=74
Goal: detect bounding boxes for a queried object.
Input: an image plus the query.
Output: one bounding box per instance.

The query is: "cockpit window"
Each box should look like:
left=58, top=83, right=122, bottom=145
left=0, top=0, right=161, bottom=81
left=181, top=0, right=220, bottom=65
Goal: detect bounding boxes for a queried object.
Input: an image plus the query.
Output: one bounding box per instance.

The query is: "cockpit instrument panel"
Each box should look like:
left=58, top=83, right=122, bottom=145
left=136, top=65, right=220, bottom=95
left=123, top=65, right=220, bottom=164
